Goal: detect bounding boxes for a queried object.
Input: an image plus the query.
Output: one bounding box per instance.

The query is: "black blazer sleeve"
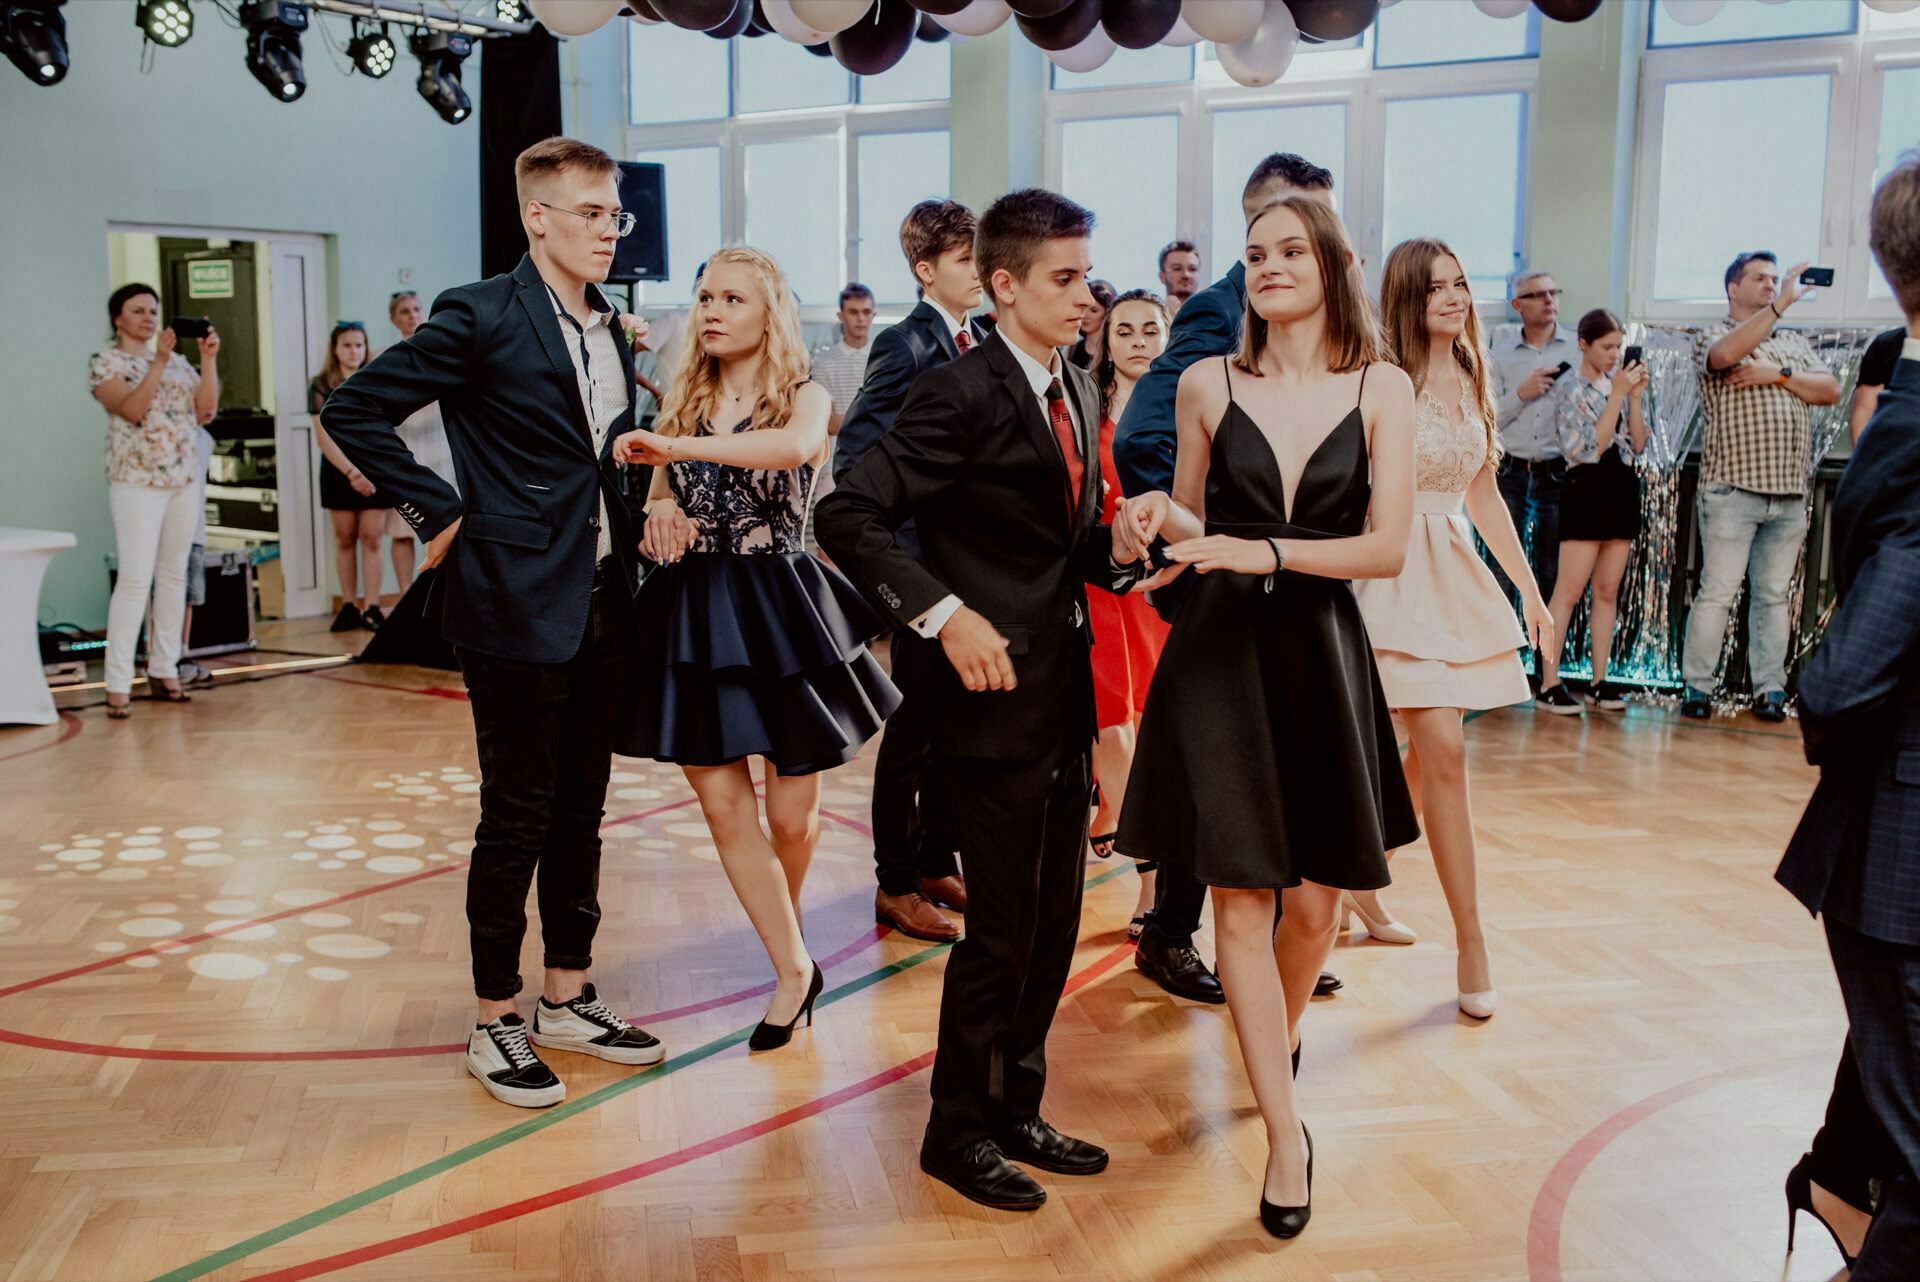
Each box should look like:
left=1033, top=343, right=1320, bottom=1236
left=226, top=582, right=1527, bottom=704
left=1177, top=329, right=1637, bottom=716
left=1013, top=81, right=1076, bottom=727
left=815, top=366, right=973, bottom=629
left=832, top=325, right=915, bottom=483
left=320, top=288, right=475, bottom=540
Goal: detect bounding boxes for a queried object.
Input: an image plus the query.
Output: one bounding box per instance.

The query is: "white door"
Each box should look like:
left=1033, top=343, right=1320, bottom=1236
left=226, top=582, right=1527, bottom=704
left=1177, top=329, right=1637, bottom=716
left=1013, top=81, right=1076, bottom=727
left=267, top=236, right=330, bottom=618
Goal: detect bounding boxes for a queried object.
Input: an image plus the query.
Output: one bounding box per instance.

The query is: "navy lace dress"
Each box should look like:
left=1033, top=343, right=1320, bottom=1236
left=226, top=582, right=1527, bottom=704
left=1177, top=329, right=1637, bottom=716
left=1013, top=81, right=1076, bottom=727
left=618, top=414, right=901, bottom=775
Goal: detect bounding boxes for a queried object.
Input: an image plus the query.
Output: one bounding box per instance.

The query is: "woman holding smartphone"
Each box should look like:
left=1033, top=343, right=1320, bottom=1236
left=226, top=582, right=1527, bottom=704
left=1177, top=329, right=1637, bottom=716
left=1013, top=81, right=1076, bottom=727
left=1534, top=309, right=1649, bottom=714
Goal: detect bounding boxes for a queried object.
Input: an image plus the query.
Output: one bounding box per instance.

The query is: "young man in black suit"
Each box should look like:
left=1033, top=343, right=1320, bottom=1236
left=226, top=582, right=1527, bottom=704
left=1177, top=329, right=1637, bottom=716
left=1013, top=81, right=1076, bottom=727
left=833, top=200, right=987, bottom=945
left=818, top=189, right=1158, bottom=1211
left=1777, top=157, right=1920, bottom=1279
left=322, top=137, right=665, bottom=1109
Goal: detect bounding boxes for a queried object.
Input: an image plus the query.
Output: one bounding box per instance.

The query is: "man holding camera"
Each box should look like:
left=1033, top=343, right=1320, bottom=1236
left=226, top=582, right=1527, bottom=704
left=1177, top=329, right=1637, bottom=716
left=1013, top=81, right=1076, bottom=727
left=1680, top=251, right=1841, bottom=722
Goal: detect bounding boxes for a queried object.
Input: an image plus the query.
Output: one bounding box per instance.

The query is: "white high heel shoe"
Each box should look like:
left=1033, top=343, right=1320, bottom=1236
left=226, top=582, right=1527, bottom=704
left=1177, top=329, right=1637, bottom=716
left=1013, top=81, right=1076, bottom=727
left=1458, top=990, right=1498, bottom=1020
left=1341, top=891, right=1417, bottom=945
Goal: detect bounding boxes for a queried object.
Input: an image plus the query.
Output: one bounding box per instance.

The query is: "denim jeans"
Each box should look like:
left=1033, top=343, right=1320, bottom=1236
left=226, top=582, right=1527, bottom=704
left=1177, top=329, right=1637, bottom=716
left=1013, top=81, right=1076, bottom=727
left=1680, top=483, right=1809, bottom=696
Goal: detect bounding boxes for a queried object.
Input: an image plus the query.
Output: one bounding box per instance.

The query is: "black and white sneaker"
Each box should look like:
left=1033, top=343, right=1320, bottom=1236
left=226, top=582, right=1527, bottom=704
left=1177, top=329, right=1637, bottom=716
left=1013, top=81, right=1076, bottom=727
left=1534, top=684, right=1583, bottom=715
left=466, top=1013, right=565, bottom=1108
left=533, top=984, right=665, bottom=1066
left=1584, top=681, right=1628, bottom=712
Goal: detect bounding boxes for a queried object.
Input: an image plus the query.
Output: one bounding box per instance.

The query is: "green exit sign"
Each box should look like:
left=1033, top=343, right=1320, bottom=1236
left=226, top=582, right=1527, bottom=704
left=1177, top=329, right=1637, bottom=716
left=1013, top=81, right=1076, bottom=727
left=188, top=260, right=234, bottom=299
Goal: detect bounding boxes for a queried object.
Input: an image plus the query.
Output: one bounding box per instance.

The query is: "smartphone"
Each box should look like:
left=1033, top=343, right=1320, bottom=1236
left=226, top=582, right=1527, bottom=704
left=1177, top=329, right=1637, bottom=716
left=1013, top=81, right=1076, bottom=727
left=1549, top=361, right=1572, bottom=380
left=170, top=316, right=213, bottom=339
left=1623, top=345, right=1644, bottom=367
left=1800, top=266, right=1835, bottom=288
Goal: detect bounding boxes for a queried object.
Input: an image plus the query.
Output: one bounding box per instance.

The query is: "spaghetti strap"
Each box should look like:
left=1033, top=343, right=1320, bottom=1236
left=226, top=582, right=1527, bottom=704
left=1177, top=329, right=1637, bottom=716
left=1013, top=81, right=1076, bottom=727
left=1356, top=362, right=1370, bottom=404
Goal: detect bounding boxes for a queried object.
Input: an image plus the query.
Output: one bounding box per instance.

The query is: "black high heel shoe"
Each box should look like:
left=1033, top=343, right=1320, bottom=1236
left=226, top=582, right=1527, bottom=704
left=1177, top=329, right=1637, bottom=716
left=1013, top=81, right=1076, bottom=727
left=1259, top=1122, right=1312, bottom=1239
left=1785, top=1151, right=1859, bottom=1268
left=749, top=963, right=823, bottom=1052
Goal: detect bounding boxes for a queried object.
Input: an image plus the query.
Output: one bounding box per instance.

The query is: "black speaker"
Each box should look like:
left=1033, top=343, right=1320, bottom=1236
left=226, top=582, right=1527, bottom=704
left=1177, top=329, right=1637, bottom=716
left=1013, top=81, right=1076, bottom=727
left=609, top=161, right=668, bottom=285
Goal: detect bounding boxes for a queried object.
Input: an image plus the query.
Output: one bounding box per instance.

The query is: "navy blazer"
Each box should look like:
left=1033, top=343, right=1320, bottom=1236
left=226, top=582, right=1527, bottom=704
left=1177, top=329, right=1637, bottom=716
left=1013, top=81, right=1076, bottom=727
left=1778, top=355, right=1920, bottom=946
left=320, top=255, right=642, bottom=665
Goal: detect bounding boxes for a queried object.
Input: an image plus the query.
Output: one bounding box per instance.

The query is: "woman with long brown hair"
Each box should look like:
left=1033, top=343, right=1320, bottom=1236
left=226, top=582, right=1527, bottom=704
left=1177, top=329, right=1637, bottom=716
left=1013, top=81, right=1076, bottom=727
left=1350, top=239, right=1551, bottom=1018
left=1117, top=195, right=1418, bottom=1238
left=612, top=247, right=900, bottom=1052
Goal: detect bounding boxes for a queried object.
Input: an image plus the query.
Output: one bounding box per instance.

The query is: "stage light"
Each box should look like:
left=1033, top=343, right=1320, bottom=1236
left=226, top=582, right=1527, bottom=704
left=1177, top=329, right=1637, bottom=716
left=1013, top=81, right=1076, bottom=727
left=241, top=0, right=307, bottom=102
left=347, top=18, right=395, bottom=78
left=1, top=0, right=68, bottom=87
left=495, top=0, right=524, bottom=21
left=136, top=0, right=193, bottom=48
left=411, top=29, right=472, bottom=125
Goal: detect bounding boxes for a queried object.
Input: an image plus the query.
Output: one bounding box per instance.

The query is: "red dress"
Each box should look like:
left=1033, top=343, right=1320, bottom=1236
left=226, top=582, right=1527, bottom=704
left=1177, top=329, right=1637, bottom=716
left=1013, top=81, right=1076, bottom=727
left=1089, top=416, right=1171, bottom=729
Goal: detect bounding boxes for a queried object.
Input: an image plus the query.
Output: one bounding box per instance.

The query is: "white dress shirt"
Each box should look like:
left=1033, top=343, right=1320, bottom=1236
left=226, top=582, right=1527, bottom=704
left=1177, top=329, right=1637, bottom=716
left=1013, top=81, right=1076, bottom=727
left=544, top=281, right=630, bottom=562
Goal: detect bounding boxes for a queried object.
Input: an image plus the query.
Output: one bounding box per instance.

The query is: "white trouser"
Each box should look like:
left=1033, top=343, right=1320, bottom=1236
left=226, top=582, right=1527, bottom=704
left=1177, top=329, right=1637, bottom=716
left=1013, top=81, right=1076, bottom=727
left=105, top=481, right=199, bottom=695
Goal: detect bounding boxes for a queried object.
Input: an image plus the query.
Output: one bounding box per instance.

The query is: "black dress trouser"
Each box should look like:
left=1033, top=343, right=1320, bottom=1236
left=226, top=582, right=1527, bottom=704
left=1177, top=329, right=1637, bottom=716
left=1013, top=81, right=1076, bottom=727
left=927, top=741, right=1092, bottom=1145
left=870, top=630, right=960, bottom=896
left=456, top=575, right=632, bottom=1001
left=1828, top=917, right=1920, bottom=1281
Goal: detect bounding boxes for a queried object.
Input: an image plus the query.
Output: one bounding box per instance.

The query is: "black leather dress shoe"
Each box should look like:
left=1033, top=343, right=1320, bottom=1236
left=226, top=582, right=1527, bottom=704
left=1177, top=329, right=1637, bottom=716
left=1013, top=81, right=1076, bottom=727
left=1135, top=932, right=1225, bottom=1004
left=919, top=1137, right=1047, bottom=1210
left=997, top=1117, right=1109, bottom=1175
left=1314, top=971, right=1343, bottom=997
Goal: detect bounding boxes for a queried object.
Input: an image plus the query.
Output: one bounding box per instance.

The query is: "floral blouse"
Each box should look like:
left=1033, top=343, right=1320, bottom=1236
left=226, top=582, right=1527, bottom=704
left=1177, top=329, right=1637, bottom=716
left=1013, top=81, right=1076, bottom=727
left=1554, top=371, right=1644, bottom=467
left=88, top=347, right=203, bottom=488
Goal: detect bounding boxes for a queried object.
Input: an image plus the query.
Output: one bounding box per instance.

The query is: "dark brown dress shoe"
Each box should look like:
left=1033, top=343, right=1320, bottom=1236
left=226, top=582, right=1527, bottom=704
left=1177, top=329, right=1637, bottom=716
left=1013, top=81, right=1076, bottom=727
left=875, top=890, right=961, bottom=943
left=997, top=1118, right=1108, bottom=1175
left=920, top=874, right=967, bottom=912
left=920, top=1137, right=1047, bottom=1210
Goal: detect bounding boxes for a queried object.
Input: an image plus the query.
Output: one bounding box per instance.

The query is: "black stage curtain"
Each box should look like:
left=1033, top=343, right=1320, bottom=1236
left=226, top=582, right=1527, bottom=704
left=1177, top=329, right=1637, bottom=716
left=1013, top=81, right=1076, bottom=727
left=479, top=26, right=563, bottom=280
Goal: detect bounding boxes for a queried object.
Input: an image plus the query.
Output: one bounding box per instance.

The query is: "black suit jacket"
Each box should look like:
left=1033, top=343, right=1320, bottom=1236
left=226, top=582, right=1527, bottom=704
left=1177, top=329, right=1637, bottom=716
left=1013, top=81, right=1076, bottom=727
left=1778, top=357, right=1920, bottom=946
left=816, top=334, right=1139, bottom=762
left=320, top=255, right=642, bottom=664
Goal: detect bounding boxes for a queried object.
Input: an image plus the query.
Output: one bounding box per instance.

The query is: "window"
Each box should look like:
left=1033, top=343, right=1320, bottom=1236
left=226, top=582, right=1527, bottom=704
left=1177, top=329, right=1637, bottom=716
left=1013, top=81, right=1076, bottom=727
left=628, top=21, right=729, bottom=124
left=857, top=131, right=950, bottom=304
left=1871, top=67, right=1920, bottom=299
left=1649, top=74, right=1831, bottom=302
left=1060, top=115, right=1181, bottom=295
left=736, top=35, right=848, bottom=115
left=633, top=146, right=721, bottom=305
left=1381, top=93, right=1528, bottom=299
left=1649, top=0, right=1854, bottom=49
left=860, top=40, right=952, bottom=104
left=1210, top=103, right=1347, bottom=275
left=1375, top=0, right=1539, bottom=68
left=1053, top=44, right=1193, bottom=91
left=743, top=136, right=844, bottom=307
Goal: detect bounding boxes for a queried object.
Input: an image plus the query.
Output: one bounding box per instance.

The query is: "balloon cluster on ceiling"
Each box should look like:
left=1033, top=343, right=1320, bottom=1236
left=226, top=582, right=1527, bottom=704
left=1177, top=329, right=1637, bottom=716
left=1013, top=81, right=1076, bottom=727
left=545, top=0, right=1920, bottom=87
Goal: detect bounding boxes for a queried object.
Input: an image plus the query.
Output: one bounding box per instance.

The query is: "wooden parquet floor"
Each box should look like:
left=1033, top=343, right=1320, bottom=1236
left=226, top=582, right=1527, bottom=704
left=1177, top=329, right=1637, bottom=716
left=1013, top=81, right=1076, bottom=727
left=0, top=623, right=1852, bottom=1281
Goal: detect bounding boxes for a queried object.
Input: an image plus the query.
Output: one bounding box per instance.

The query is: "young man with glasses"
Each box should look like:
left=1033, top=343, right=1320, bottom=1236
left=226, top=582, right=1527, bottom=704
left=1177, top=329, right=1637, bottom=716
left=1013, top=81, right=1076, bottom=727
left=322, top=137, right=666, bottom=1109
left=1487, top=270, right=1577, bottom=618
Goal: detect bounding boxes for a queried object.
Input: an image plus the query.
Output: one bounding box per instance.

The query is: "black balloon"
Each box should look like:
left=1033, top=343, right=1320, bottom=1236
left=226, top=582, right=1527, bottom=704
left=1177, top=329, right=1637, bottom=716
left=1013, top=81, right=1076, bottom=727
left=804, top=39, right=833, bottom=55
left=830, top=0, right=916, bottom=74
left=907, top=0, right=972, bottom=13
left=1016, top=0, right=1101, bottom=51
left=1008, top=0, right=1074, bottom=17
left=1533, top=0, right=1603, bottom=20
left=1101, top=0, right=1175, bottom=48
left=653, top=0, right=736, bottom=30
left=915, top=12, right=951, bottom=40
left=1287, top=0, right=1377, bottom=42
left=705, top=0, right=756, bottom=37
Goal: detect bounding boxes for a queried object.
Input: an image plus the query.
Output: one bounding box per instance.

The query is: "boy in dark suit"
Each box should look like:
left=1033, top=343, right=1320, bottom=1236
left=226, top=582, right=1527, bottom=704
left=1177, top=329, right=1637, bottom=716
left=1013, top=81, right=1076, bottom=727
left=818, top=189, right=1154, bottom=1211
left=1777, top=155, right=1920, bottom=1279
left=323, top=138, right=664, bottom=1109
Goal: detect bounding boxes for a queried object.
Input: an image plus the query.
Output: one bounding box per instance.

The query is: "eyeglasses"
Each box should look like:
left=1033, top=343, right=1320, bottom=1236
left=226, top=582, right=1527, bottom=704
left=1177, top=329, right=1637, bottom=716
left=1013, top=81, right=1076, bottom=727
left=535, top=201, right=636, bottom=238
left=1514, top=287, right=1563, bottom=303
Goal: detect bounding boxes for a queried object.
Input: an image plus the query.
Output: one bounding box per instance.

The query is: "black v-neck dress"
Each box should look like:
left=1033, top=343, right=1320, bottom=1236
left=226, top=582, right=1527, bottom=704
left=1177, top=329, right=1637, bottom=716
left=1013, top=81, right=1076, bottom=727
left=1116, top=364, right=1419, bottom=890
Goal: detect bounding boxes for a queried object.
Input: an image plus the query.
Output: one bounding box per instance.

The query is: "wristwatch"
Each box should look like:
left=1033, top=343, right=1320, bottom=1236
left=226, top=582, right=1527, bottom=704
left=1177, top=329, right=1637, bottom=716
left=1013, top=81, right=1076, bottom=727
left=1778, top=366, right=1795, bottom=385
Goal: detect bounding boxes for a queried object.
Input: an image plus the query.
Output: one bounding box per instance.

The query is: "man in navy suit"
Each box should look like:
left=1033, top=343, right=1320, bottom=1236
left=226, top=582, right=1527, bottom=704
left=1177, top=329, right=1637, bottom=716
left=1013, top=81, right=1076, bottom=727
left=1111, top=153, right=1342, bottom=1007
left=834, top=200, right=986, bottom=944
left=1777, top=156, right=1920, bottom=1280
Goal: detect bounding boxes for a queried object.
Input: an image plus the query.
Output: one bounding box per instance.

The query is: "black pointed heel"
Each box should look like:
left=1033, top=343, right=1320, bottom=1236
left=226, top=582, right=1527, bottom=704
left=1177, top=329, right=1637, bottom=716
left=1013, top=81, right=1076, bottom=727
left=749, top=963, right=823, bottom=1052
left=1259, top=1122, right=1312, bottom=1239
left=1784, top=1151, right=1859, bottom=1268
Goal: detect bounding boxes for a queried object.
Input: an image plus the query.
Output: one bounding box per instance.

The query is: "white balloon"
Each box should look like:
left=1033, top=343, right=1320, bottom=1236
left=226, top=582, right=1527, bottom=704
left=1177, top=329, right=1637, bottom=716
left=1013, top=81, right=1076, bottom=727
left=789, top=0, right=869, bottom=35
left=1866, top=0, right=1920, bottom=12
left=762, top=0, right=832, bottom=42
left=1471, top=0, right=1531, bottom=17
left=619, top=3, right=663, bottom=24
left=1216, top=0, right=1296, bottom=88
left=528, top=0, right=623, bottom=36
left=934, top=0, right=1012, bottom=37
left=1160, top=13, right=1203, bottom=45
left=1661, top=0, right=1726, bottom=24
left=1181, top=0, right=1262, bottom=45
left=1049, top=23, right=1115, bottom=72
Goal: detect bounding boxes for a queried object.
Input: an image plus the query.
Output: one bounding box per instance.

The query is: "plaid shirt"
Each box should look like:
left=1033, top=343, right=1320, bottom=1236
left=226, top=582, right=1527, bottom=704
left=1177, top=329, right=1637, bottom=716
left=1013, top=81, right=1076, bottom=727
left=1692, top=316, right=1825, bottom=496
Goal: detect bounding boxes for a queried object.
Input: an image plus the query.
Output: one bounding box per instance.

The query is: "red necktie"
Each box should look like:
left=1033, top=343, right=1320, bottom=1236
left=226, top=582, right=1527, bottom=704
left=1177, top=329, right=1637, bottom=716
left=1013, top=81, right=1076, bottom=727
left=955, top=328, right=971, bottom=353
left=1046, top=378, right=1083, bottom=517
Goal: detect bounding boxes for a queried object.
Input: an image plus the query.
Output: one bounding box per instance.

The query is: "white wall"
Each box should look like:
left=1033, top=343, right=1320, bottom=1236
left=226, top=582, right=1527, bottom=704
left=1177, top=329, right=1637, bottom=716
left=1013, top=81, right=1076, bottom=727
left=0, top=1, right=480, bottom=628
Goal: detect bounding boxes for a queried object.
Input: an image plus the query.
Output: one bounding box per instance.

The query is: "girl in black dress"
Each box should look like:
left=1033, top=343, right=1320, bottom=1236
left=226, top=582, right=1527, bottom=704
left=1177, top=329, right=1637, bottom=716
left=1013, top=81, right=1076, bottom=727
left=1116, top=196, right=1418, bottom=1238
left=309, top=321, right=393, bottom=632
left=613, top=248, right=899, bottom=1052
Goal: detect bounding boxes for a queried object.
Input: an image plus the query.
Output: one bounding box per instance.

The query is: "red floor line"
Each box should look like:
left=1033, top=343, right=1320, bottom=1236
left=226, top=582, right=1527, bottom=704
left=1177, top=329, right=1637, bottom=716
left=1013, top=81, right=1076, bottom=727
left=0, top=711, right=83, bottom=763
left=249, top=941, right=1136, bottom=1282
